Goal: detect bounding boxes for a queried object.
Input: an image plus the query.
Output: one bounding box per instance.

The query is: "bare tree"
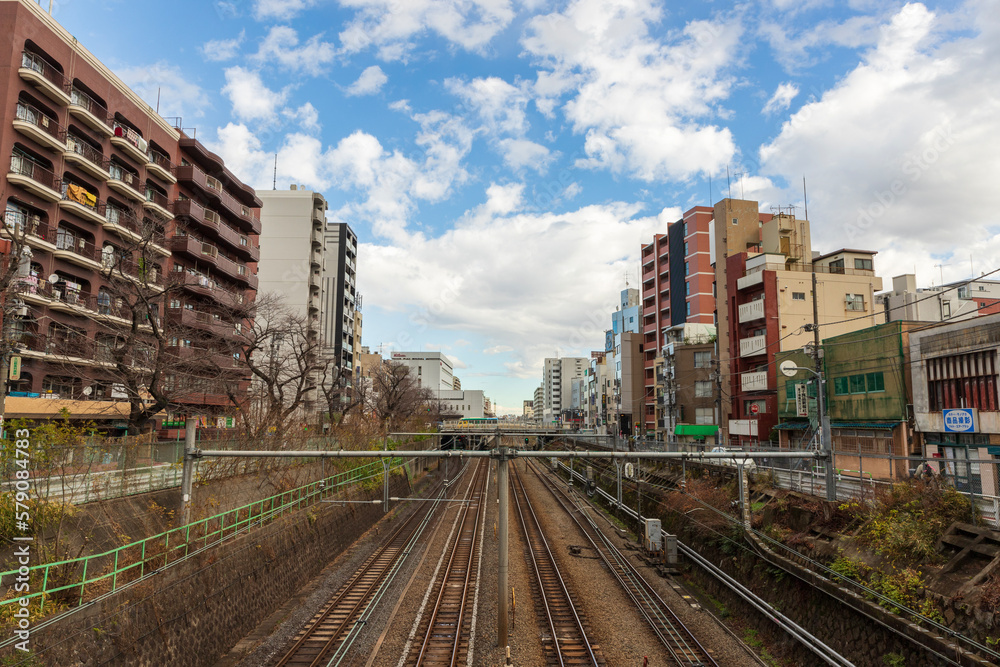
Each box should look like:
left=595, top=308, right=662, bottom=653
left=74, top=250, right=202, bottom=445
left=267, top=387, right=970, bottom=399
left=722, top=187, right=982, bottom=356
left=218, top=294, right=322, bottom=440
left=316, top=352, right=361, bottom=432
left=365, top=361, right=433, bottom=433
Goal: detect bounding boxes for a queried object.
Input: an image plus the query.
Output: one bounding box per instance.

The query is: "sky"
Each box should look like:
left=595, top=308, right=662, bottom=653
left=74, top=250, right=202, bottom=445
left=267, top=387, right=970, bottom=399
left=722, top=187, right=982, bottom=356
left=46, top=0, right=1000, bottom=415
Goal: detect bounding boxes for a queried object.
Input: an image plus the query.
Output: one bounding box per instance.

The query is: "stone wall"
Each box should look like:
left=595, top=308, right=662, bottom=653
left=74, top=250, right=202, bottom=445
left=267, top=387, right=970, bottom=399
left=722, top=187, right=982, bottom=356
left=10, top=473, right=413, bottom=666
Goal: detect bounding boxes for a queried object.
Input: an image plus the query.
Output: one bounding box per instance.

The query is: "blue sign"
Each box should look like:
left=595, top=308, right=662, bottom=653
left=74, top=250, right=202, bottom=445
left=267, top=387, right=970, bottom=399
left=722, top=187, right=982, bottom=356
left=943, top=408, right=977, bottom=433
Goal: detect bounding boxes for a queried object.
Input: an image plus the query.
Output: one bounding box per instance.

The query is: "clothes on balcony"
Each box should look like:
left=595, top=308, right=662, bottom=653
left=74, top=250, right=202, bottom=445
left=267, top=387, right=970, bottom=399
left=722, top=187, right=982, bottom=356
left=65, top=183, right=96, bottom=207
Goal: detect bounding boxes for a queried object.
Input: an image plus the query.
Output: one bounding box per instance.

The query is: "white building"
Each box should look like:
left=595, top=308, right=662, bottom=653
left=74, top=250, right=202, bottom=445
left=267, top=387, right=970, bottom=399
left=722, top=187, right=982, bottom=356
left=436, top=390, right=485, bottom=419
left=390, top=351, right=455, bottom=392
left=878, top=274, right=1000, bottom=323
left=542, top=357, right=587, bottom=425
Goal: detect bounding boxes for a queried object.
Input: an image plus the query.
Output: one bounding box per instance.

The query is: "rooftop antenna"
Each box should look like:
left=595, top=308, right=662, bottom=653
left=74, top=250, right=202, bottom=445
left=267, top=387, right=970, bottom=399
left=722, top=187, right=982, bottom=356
left=734, top=171, right=745, bottom=199
left=272, top=153, right=277, bottom=190
left=156, top=87, right=161, bottom=114
left=48, top=0, right=52, bottom=13
left=708, top=173, right=713, bottom=205
left=802, top=176, right=809, bottom=221
left=934, top=263, right=948, bottom=286
left=726, top=165, right=732, bottom=199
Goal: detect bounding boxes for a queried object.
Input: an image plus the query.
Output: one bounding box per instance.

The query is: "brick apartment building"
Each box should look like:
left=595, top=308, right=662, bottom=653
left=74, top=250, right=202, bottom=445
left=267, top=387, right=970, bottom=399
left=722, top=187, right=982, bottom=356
left=0, top=0, right=260, bottom=434
left=640, top=206, right=714, bottom=435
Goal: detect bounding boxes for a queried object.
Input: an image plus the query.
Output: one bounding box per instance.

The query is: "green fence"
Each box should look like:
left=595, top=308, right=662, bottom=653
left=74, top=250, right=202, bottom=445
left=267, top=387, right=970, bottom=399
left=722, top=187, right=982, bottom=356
left=1, top=455, right=404, bottom=613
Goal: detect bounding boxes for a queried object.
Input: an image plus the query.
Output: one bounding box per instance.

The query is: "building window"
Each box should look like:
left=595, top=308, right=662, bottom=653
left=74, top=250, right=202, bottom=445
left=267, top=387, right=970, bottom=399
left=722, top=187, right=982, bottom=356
left=695, top=407, right=713, bottom=425
left=829, top=259, right=845, bottom=274
left=684, top=261, right=689, bottom=276
left=958, top=285, right=970, bottom=299
left=695, top=381, right=712, bottom=397
left=732, top=217, right=738, bottom=226
left=845, top=294, right=865, bottom=311
left=694, top=351, right=712, bottom=368
left=854, top=258, right=873, bottom=271
left=744, top=399, right=766, bottom=414
left=684, top=242, right=689, bottom=256
left=834, top=377, right=849, bottom=395
left=686, top=302, right=691, bottom=317
left=928, top=350, right=998, bottom=411
left=792, top=292, right=806, bottom=301
left=849, top=374, right=866, bottom=394
left=685, top=281, right=690, bottom=296
left=941, top=301, right=951, bottom=319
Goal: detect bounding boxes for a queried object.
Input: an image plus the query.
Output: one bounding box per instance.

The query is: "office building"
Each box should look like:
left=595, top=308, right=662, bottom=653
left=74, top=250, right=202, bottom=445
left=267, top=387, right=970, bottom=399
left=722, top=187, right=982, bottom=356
left=541, top=357, right=586, bottom=426
left=322, top=222, right=358, bottom=375
left=878, top=274, right=1000, bottom=323
left=390, top=351, right=454, bottom=391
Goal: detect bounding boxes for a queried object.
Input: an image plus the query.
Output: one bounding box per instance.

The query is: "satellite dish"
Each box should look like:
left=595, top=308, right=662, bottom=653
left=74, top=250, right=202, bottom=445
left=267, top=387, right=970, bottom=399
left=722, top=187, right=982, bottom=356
left=82, top=386, right=93, bottom=396
left=48, top=274, right=60, bottom=283
left=779, top=360, right=800, bottom=378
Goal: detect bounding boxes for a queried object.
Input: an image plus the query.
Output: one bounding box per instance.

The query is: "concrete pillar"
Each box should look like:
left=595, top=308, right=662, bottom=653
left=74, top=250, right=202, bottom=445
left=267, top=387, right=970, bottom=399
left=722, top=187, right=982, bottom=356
left=180, top=418, right=196, bottom=525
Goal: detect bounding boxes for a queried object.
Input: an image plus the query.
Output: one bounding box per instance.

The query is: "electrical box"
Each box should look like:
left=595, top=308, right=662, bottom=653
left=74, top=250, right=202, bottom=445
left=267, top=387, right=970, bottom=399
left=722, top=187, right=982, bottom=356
left=664, top=533, right=677, bottom=565
left=586, top=466, right=593, bottom=481
left=644, top=518, right=662, bottom=553
left=550, top=457, right=558, bottom=471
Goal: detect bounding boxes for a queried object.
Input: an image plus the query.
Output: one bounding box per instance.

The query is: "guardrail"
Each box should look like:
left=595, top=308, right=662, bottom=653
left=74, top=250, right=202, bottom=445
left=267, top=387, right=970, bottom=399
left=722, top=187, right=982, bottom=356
left=0, top=456, right=404, bottom=614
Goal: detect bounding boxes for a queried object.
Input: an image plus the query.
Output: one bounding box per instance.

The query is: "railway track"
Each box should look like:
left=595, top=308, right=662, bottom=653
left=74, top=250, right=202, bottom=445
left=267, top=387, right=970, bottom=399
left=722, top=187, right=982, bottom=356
left=510, top=464, right=603, bottom=667
left=273, top=478, right=448, bottom=667
left=403, top=459, right=489, bottom=666
left=531, top=461, right=718, bottom=667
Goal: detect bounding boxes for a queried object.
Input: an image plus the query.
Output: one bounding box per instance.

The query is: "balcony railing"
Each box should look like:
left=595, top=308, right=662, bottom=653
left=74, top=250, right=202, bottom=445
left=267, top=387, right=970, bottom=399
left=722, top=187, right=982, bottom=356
left=738, top=298, right=765, bottom=323
left=54, top=232, right=102, bottom=264
left=737, top=271, right=764, bottom=290
left=14, top=102, right=63, bottom=143
left=61, top=183, right=106, bottom=221
left=9, top=153, right=59, bottom=191
left=741, top=371, right=769, bottom=392
left=66, top=135, right=110, bottom=172
left=739, top=334, right=768, bottom=358
left=69, top=87, right=112, bottom=133
left=147, top=149, right=174, bottom=175
left=20, top=51, right=68, bottom=98
left=4, top=208, right=50, bottom=242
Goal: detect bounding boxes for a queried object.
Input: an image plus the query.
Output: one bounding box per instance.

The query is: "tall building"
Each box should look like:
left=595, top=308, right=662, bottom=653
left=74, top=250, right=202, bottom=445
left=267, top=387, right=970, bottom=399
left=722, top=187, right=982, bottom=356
left=322, top=222, right=358, bottom=375
left=532, top=385, right=543, bottom=424
left=878, top=274, right=1000, bottom=323
left=640, top=206, right=715, bottom=435
left=390, top=351, right=454, bottom=392
left=0, top=0, right=259, bottom=432
left=656, top=324, right=717, bottom=443
left=725, top=225, right=883, bottom=445
left=256, top=187, right=329, bottom=341
left=606, top=287, right=640, bottom=431
left=541, top=357, right=586, bottom=426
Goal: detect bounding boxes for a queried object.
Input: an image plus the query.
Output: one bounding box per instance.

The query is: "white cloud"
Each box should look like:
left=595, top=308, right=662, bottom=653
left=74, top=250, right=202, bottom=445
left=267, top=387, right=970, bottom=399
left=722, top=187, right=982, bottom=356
left=252, top=26, right=336, bottom=76
left=346, top=66, right=388, bottom=96
left=361, top=199, right=663, bottom=379
left=221, top=67, right=288, bottom=122
left=497, top=138, right=553, bottom=172
left=758, top=2, right=1000, bottom=289
left=338, top=0, right=516, bottom=60
left=760, top=14, right=883, bottom=72
left=116, top=62, right=210, bottom=120
left=522, top=0, right=742, bottom=181
left=762, top=82, right=799, bottom=115
left=201, top=31, right=245, bottom=62
left=447, top=76, right=530, bottom=136
left=284, top=102, right=321, bottom=132
left=253, top=0, right=315, bottom=21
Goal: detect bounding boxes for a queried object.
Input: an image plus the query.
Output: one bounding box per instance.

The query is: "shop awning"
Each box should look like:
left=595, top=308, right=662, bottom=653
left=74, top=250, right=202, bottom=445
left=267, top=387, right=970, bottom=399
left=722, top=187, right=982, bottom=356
left=675, top=424, right=719, bottom=436
left=830, top=422, right=901, bottom=430
left=775, top=422, right=810, bottom=430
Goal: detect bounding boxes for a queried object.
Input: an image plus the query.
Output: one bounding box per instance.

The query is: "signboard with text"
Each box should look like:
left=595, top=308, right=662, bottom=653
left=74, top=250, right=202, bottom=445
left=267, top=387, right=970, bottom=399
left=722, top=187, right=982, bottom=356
left=943, top=408, right=977, bottom=433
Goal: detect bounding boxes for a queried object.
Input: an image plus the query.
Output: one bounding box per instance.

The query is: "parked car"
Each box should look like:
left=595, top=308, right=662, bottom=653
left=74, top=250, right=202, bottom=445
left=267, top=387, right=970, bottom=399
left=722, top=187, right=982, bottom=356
left=710, top=447, right=758, bottom=472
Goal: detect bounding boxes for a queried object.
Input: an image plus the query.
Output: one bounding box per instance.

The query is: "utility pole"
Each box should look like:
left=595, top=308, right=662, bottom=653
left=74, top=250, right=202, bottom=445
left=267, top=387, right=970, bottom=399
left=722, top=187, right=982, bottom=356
left=497, top=436, right=510, bottom=646
left=810, top=272, right=836, bottom=502
left=713, top=354, right=722, bottom=449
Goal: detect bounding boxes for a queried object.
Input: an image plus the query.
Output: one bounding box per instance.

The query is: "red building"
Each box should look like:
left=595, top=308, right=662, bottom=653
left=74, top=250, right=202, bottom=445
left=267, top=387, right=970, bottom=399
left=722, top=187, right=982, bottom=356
left=0, top=0, right=260, bottom=433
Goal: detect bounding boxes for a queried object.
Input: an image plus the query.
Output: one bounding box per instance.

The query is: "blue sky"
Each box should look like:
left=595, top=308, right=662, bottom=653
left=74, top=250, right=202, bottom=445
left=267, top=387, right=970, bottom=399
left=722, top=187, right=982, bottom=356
left=48, top=0, right=1000, bottom=414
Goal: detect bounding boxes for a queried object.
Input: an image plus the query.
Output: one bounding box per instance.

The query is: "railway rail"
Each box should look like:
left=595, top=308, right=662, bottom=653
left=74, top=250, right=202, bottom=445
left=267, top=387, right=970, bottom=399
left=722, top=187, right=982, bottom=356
left=509, top=463, right=604, bottom=666
left=273, top=477, right=450, bottom=667
left=403, top=459, right=489, bottom=666
left=530, top=460, right=718, bottom=667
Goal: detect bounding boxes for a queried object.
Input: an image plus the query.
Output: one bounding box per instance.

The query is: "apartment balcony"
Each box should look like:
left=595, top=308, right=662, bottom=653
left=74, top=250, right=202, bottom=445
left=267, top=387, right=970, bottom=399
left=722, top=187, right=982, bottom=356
left=737, top=271, right=764, bottom=290
left=104, top=205, right=169, bottom=256
left=68, top=88, right=113, bottom=137
left=171, top=235, right=219, bottom=265
left=19, top=333, right=101, bottom=367
left=170, top=308, right=233, bottom=338
left=1, top=213, right=56, bottom=253
left=739, top=334, right=768, bottom=358
left=19, top=51, right=71, bottom=106
left=172, top=199, right=219, bottom=233
left=215, top=223, right=259, bottom=262
left=175, top=164, right=221, bottom=200
left=168, top=345, right=239, bottom=371
left=13, top=103, right=65, bottom=153
left=237, top=202, right=261, bottom=235
left=53, top=235, right=104, bottom=272
left=59, top=186, right=107, bottom=225
left=106, top=166, right=144, bottom=201
left=180, top=273, right=245, bottom=309
left=48, top=287, right=97, bottom=319
left=110, top=123, right=149, bottom=164
left=8, top=154, right=61, bottom=201
left=143, top=188, right=173, bottom=220
left=146, top=149, right=176, bottom=184
left=738, top=298, right=765, bottom=323
left=741, top=371, right=769, bottom=393
left=64, top=137, right=111, bottom=181
left=643, top=320, right=658, bottom=334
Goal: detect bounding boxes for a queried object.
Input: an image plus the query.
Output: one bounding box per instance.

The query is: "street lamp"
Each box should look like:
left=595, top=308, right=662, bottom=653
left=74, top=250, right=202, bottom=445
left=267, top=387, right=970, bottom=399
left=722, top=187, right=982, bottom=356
left=779, top=360, right=835, bottom=502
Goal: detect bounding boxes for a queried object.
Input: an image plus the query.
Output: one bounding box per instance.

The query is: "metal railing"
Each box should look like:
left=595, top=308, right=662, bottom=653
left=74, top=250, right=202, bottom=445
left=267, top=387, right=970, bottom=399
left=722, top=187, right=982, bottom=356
left=0, top=456, right=403, bottom=613
left=20, top=51, right=67, bottom=90
left=14, top=101, right=63, bottom=141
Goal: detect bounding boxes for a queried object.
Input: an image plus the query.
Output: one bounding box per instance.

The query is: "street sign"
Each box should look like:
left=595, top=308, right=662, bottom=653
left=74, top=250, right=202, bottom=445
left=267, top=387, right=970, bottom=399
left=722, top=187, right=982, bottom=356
left=795, top=384, right=809, bottom=417
left=749, top=403, right=759, bottom=414
left=8, top=356, right=21, bottom=381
